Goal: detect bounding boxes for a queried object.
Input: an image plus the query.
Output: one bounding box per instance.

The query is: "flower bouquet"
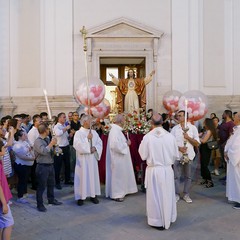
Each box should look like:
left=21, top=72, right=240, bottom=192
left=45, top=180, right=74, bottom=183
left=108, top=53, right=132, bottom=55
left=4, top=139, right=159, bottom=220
left=123, top=111, right=152, bottom=134
left=102, top=122, right=111, bottom=135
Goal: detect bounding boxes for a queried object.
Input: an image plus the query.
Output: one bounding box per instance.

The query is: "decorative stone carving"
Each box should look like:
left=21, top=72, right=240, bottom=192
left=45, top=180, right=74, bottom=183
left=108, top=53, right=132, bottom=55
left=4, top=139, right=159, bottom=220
left=85, top=17, right=163, bottom=63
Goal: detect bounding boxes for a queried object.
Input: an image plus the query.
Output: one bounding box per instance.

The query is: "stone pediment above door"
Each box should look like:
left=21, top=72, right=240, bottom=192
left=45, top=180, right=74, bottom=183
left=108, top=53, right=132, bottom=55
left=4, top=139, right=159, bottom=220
left=83, top=17, right=164, bottom=62
left=86, top=17, right=163, bottom=38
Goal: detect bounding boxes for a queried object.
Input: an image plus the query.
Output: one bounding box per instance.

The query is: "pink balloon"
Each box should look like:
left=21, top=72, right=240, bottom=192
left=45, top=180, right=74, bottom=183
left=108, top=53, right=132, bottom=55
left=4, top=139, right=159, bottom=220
left=75, top=77, right=105, bottom=107
left=91, top=86, right=104, bottom=98
left=162, top=90, right=182, bottom=114
left=178, top=90, right=208, bottom=121
left=85, top=99, right=111, bottom=119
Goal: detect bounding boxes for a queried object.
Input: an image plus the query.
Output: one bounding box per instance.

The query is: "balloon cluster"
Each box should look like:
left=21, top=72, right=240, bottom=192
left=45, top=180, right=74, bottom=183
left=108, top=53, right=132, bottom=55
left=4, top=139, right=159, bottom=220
left=162, top=90, right=182, bottom=114
left=178, top=90, right=208, bottom=121
left=84, top=99, right=111, bottom=119
left=75, top=77, right=105, bottom=107
left=75, top=77, right=110, bottom=119
left=163, top=90, right=208, bottom=121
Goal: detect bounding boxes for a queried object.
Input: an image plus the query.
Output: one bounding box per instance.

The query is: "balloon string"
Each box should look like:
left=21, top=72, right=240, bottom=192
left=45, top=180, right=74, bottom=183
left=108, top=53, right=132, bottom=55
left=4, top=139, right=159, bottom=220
left=83, top=50, right=93, bottom=153
left=83, top=51, right=92, bottom=130
left=83, top=52, right=90, bottom=113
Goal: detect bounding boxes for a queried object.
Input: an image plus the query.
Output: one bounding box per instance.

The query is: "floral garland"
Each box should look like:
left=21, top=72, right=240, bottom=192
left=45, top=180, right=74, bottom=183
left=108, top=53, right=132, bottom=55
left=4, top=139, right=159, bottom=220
left=101, top=111, right=152, bottom=135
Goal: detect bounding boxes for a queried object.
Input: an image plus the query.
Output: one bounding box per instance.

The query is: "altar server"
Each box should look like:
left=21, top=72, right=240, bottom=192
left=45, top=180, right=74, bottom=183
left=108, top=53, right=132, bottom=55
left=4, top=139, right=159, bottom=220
left=73, top=115, right=102, bottom=206
left=225, top=112, right=240, bottom=209
left=139, top=113, right=179, bottom=230
left=105, top=114, right=137, bottom=202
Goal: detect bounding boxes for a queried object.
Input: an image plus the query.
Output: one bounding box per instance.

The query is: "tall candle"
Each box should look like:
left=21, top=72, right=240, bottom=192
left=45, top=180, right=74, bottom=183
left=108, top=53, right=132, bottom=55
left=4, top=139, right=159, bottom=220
left=43, top=89, right=52, bottom=120
left=184, top=99, right=188, bottom=128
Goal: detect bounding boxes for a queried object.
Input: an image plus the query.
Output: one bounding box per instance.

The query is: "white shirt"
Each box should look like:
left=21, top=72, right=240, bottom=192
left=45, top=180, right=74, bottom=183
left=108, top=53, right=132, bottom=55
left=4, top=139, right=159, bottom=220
left=171, top=122, right=200, bottom=160
left=28, top=126, right=39, bottom=147
left=53, top=122, right=69, bottom=147
left=12, top=140, right=34, bottom=166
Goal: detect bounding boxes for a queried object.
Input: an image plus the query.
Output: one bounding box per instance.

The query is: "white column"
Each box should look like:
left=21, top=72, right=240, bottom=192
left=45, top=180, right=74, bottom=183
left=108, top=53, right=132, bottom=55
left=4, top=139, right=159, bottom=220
left=55, top=0, right=73, bottom=95
left=172, top=0, right=189, bottom=93
left=0, top=0, right=10, bottom=97
left=43, top=0, right=73, bottom=96
left=188, top=0, right=201, bottom=90
left=224, top=0, right=233, bottom=94
left=233, top=0, right=240, bottom=94
left=43, top=0, right=56, bottom=95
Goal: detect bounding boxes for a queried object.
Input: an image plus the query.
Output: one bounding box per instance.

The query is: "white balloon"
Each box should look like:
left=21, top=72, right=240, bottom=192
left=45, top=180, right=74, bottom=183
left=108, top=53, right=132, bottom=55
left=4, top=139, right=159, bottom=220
left=193, top=111, right=199, bottom=117
left=199, top=110, right=204, bottom=116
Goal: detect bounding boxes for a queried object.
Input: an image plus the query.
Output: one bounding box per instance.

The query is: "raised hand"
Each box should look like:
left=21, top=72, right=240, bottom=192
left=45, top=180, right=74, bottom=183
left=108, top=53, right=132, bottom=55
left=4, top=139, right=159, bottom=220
left=50, top=138, right=57, bottom=146
left=150, top=70, right=155, bottom=76
left=109, top=73, right=114, bottom=78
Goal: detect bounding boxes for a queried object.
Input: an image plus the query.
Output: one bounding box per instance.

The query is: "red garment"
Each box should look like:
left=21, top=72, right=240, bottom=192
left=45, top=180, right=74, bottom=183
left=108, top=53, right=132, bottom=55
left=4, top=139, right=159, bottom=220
left=0, top=161, right=12, bottom=204
left=116, top=78, right=146, bottom=113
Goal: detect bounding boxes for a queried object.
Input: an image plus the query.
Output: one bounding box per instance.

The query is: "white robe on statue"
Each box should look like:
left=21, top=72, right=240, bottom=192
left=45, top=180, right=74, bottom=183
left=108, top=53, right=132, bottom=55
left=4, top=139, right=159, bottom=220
left=73, top=127, right=103, bottom=200
left=105, top=124, right=138, bottom=199
left=225, top=126, right=240, bottom=202
left=139, top=127, right=179, bottom=229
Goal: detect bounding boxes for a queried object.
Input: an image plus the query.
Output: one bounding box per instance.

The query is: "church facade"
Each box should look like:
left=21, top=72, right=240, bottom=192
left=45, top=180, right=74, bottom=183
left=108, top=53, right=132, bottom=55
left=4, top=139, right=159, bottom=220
left=0, top=0, right=239, bottom=118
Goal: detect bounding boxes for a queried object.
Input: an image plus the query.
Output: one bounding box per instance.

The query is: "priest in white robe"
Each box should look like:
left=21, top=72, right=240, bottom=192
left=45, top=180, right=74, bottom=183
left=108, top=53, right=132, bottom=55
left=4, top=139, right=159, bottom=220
left=105, top=114, right=138, bottom=202
left=73, top=115, right=103, bottom=206
left=225, top=112, right=240, bottom=209
left=139, top=113, right=179, bottom=230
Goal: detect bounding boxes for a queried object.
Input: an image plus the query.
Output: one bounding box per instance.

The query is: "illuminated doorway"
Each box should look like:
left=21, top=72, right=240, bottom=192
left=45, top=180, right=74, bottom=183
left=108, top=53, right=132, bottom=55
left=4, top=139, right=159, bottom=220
left=100, top=57, right=145, bottom=113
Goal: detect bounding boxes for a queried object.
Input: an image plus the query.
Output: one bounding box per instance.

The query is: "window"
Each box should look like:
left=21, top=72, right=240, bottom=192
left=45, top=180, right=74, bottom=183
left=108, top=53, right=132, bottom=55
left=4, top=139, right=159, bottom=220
left=106, top=67, right=118, bottom=81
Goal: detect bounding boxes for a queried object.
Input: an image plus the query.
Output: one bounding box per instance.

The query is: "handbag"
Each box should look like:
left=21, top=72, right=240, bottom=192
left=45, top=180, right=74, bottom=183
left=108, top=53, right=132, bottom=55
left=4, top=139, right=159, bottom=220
left=207, top=140, right=219, bottom=150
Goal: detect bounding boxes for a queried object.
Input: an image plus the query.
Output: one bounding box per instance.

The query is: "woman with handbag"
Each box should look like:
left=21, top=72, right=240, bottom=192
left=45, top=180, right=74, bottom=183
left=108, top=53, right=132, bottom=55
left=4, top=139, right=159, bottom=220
left=199, top=118, right=218, bottom=188
left=211, top=117, right=221, bottom=176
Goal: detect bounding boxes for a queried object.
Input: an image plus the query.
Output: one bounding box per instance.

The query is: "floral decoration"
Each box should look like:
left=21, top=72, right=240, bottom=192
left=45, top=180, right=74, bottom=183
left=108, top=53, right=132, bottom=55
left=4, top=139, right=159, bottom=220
left=102, top=122, right=111, bottom=135
left=123, top=111, right=152, bottom=134
left=101, top=111, right=152, bottom=135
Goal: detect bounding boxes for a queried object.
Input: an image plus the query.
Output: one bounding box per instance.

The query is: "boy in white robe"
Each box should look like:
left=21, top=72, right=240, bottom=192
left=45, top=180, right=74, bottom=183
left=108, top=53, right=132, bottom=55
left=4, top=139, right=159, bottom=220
left=225, top=112, right=240, bottom=209
left=139, top=113, right=179, bottom=230
left=105, top=114, right=138, bottom=202
left=73, top=115, right=103, bottom=206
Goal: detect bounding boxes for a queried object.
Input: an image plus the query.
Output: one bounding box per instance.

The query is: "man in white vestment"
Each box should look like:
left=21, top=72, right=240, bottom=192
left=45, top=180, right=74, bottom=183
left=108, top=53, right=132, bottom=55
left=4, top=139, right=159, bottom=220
left=105, top=114, right=138, bottom=202
left=139, top=113, right=179, bottom=230
left=73, top=115, right=103, bottom=206
left=225, top=112, right=240, bottom=209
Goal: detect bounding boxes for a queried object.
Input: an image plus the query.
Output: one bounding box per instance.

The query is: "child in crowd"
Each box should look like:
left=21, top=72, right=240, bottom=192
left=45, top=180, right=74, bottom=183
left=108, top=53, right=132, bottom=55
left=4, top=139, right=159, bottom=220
left=0, top=140, right=14, bottom=240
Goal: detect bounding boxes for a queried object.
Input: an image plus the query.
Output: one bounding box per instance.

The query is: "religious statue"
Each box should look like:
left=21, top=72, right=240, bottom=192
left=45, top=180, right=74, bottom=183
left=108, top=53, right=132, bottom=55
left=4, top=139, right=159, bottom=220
left=109, top=69, right=155, bottom=113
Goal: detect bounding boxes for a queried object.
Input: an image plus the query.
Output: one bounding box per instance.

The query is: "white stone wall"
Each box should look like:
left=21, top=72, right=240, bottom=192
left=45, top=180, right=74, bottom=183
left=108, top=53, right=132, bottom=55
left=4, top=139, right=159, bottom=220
left=0, top=0, right=239, bottom=118
left=0, top=0, right=74, bottom=116
left=73, top=0, right=171, bottom=111
left=172, top=0, right=240, bottom=97
left=0, top=0, right=10, bottom=98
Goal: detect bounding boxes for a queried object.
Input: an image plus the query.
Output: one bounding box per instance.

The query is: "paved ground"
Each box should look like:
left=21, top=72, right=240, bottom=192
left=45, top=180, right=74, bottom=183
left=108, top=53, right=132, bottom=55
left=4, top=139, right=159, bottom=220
left=10, top=173, right=240, bottom=240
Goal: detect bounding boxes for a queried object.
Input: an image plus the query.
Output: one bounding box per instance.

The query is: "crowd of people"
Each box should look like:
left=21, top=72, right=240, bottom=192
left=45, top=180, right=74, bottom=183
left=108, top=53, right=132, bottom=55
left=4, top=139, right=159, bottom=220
left=0, top=108, right=239, bottom=237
